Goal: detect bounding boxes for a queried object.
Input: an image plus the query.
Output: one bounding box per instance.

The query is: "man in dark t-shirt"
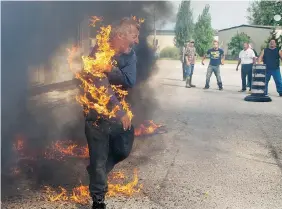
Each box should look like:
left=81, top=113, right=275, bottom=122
left=202, top=40, right=225, bottom=90
left=258, top=39, right=282, bottom=96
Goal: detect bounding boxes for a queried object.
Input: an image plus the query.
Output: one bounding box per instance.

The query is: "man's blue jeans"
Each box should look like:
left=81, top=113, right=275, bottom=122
left=265, top=68, right=282, bottom=95
left=205, top=65, right=222, bottom=88
left=184, top=64, right=192, bottom=78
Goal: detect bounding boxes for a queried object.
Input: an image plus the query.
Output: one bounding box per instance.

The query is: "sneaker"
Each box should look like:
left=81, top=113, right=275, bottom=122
left=93, top=201, right=106, bottom=209
left=219, top=87, right=223, bottom=91
left=238, top=89, right=246, bottom=92
left=190, top=84, right=196, bottom=88
left=203, top=86, right=209, bottom=89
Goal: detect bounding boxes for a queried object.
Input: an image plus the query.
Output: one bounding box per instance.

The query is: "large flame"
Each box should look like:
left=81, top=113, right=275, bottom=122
left=44, top=169, right=142, bottom=205
left=67, top=16, right=140, bottom=121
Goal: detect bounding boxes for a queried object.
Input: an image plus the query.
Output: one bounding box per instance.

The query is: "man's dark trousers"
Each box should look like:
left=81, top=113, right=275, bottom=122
left=241, top=64, right=253, bottom=90
left=85, top=118, right=135, bottom=201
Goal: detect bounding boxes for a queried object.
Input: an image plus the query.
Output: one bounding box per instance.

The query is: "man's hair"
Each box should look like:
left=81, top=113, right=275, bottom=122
left=110, top=17, right=140, bottom=38
left=213, top=40, right=218, bottom=44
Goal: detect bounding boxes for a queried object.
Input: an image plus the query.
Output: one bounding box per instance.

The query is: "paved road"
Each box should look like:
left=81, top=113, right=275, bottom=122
left=3, top=60, right=282, bottom=209
left=108, top=60, right=282, bottom=209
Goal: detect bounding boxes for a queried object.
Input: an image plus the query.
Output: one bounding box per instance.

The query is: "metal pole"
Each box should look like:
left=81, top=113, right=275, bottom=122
left=153, top=4, right=156, bottom=47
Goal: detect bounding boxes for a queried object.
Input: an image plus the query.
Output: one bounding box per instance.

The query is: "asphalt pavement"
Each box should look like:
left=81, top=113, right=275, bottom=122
left=2, top=60, right=282, bottom=209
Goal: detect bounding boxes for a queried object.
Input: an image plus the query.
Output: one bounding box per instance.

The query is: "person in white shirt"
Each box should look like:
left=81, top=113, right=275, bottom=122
left=236, top=42, right=256, bottom=92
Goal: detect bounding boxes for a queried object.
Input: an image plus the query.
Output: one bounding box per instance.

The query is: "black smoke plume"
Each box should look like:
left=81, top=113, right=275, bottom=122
left=1, top=1, right=173, bottom=198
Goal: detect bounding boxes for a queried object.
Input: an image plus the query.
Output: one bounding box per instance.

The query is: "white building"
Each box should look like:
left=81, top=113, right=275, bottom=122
left=218, top=24, right=282, bottom=57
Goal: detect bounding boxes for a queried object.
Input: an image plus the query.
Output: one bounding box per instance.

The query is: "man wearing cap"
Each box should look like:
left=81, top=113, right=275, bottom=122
left=183, top=40, right=197, bottom=88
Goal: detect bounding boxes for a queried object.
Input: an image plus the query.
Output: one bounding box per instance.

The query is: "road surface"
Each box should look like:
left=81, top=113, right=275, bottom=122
left=3, top=60, right=282, bottom=209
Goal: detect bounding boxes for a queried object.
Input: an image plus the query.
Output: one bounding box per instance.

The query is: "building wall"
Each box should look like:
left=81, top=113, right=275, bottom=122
left=218, top=26, right=273, bottom=55
left=147, top=34, right=219, bottom=52
left=147, top=34, right=175, bottom=51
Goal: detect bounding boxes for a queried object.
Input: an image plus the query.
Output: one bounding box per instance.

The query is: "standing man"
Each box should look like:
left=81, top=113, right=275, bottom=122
left=236, top=42, right=256, bottom=93
left=184, top=39, right=197, bottom=88
left=202, top=40, right=225, bottom=90
left=86, top=18, right=140, bottom=209
left=258, top=39, right=282, bottom=96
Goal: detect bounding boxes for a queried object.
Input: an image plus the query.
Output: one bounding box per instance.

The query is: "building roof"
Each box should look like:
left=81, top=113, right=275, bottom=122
left=153, top=30, right=175, bottom=35
left=218, top=24, right=273, bottom=32
left=151, top=29, right=218, bottom=36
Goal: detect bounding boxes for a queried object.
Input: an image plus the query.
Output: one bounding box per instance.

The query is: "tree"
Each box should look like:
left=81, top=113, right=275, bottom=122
left=263, top=29, right=282, bottom=50
left=193, top=4, right=214, bottom=57
left=174, top=0, right=194, bottom=48
left=228, top=32, right=251, bottom=57
left=247, top=0, right=282, bottom=26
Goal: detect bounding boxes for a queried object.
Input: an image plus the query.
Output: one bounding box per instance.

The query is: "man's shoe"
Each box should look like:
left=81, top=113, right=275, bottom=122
left=93, top=201, right=106, bottom=209
left=238, top=89, right=246, bottom=92
left=190, top=84, right=196, bottom=87
left=279, top=93, right=282, bottom=97
left=203, top=86, right=209, bottom=89
left=219, top=87, right=223, bottom=91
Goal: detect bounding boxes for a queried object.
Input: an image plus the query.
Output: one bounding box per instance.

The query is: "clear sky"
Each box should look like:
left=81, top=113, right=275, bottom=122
left=161, top=0, right=255, bottom=30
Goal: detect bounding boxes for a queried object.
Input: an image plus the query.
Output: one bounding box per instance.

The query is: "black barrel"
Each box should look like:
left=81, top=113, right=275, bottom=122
left=244, top=64, right=272, bottom=102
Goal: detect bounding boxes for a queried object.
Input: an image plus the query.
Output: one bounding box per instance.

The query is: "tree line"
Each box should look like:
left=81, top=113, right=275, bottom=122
left=174, top=0, right=282, bottom=59
left=174, top=1, right=213, bottom=57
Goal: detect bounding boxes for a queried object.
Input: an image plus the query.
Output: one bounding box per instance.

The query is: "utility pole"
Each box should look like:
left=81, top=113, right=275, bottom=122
left=153, top=4, right=156, bottom=48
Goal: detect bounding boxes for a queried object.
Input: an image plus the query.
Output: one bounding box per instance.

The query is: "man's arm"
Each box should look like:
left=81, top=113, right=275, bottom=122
left=221, top=49, right=225, bottom=65
left=251, top=49, right=257, bottom=64
left=107, top=53, right=137, bottom=88
left=202, top=50, right=209, bottom=65
left=258, top=49, right=264, bottom=64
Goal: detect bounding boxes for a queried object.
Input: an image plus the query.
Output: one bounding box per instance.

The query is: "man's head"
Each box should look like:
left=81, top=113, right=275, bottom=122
left=111, top=17, right=140, bottom=54
left=269, top=39, right=277, bottom=48
left=189, top=39, right=195, bottom=47
left=243, top=42, right=249, bottom=50
left=213, top=40, right=219, bottom=49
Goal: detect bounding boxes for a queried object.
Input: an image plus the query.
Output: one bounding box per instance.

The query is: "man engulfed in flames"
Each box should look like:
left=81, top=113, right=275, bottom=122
left=80, top=17, right=141, bottom=209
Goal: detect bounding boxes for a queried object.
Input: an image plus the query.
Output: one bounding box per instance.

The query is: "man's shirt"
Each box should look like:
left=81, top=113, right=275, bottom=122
left=185, top=46, right=196, bottom=64
left=207, top=48, right=224, bottom=66
left=263, top=48, right=280, bottom=70
left=239, top=48, right=255, bottom=64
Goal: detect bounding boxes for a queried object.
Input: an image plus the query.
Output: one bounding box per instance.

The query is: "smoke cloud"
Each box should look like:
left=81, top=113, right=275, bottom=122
left=1, top=1, right=173, bottom=197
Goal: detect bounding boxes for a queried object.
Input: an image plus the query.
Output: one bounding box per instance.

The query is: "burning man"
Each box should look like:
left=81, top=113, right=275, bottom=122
left=85, top=18, right=140, bottom=209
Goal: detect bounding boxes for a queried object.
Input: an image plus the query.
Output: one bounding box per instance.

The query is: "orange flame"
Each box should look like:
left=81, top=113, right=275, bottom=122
left=13, top=134, right=24, bottom=151
left=131, top=15, right=145, bottom=24
left=44, top=169, right=142, bottom=204
left=134, top=120, right=165, bottom=136
left=67, top=16, right=144, bottom=121
left=44, top=140, right=89, bottom=159
left=89, top=16, right=103, bottom=27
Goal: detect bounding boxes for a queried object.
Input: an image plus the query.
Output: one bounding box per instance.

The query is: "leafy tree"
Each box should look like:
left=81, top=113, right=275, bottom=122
left=228, top=32, right=251, bottom=56
left=247, top=0, right=282, bottom=26
left=263, top=28, right=282, bottom=50
left=193, top=4, right=214, bottom=56
left=174, top=0, right=194, bottom=48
